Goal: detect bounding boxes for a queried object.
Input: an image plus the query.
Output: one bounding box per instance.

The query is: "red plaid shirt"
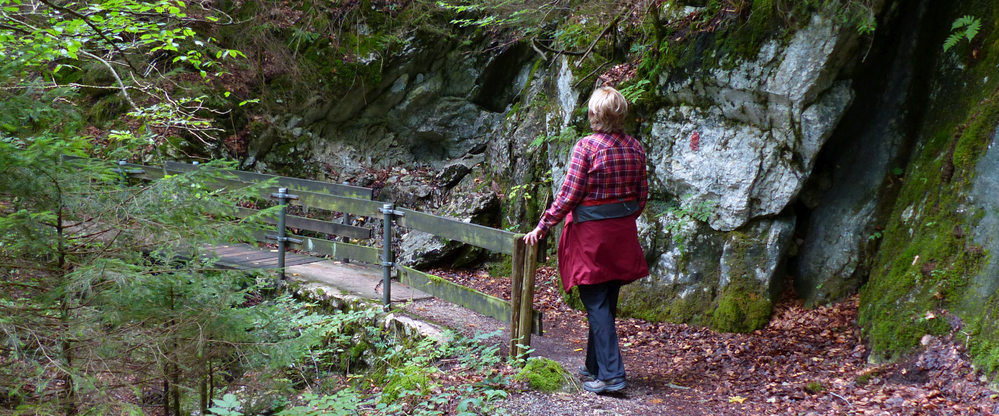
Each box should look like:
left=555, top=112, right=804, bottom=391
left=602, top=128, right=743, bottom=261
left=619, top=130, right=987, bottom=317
left=537, top=132, right=648, bottom=234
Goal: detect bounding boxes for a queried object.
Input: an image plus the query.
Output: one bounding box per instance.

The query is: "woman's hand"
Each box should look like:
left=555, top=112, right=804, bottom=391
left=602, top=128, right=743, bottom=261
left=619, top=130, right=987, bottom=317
left=523, top=227, right=545, bottom=246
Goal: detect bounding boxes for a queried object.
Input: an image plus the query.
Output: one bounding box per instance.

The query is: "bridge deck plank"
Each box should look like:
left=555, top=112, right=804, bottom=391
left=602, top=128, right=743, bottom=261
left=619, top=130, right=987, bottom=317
left=202, top=243, right=431, bottom=302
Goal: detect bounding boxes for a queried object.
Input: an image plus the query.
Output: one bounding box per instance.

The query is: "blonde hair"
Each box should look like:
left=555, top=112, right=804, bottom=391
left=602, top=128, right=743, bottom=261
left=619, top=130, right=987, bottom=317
left=587, top=86, right=628, bottom=133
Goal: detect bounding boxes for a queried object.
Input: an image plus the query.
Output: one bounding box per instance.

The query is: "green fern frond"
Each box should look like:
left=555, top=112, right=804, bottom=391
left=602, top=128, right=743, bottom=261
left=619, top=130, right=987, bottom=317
left=943, top=33, right=962, bottom=52
left=952, top=15, right=977, bottom=31
left=965, top=18, right=981, bottom=42
left=943, top=15, right=982, bottom=52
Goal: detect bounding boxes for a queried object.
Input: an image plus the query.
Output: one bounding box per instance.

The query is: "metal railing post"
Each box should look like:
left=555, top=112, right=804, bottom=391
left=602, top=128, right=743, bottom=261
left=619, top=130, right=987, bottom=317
left=267, top=187, right=300, bottom=281
left=277, top=189, right=289, bottom=276
left=380, top=203, right=395, bottom=308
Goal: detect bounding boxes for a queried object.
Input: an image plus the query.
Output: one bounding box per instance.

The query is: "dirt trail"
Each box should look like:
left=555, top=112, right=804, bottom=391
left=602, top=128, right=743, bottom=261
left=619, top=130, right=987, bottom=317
left=411, top=267, right=999, bottom=415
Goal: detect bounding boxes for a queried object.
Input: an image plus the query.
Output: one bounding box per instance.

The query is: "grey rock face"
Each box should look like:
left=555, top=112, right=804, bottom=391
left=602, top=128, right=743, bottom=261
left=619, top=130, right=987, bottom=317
left=793, top=0, right=929, bottom=306
left=651, top=15, right=855, bottom=232
left=719, top=215, right=796, bottom=299
left=397, top=192, right=500, bottom=268
left=397, top=230, right=450, bottom=268
left=249, top=36, right=532, bottom=183
left=616, top=14, right=861, bottom=328
left=620, top=212, right=794, bottom=330
left=968, top=126, right=999, bottom=302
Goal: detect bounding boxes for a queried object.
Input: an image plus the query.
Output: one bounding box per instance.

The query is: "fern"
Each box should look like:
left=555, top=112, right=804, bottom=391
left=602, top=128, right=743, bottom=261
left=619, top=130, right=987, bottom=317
left=618, top=79, right=651, bottom=103
left=943, top=15, right=981, bottom=52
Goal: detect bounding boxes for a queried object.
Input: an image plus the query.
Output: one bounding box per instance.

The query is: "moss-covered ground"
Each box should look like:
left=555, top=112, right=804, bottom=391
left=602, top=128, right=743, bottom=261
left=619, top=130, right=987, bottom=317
left=515, top=356, right=575, bottom=393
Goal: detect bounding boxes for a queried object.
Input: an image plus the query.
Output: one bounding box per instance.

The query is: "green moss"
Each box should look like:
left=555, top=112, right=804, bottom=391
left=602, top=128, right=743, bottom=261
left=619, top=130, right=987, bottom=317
left=381, top=364, right=434, bottom=403
left=859, top=34, right=999, bottom=361
left=515, top=357, right=572, bottom=393
left=618, top=283, right=713, bottom=325
left=710, top=280, right=772, bottom=333
left=966, top=295, right=999, bottom=377
left=805, top=381, right=826, bottom=394
left=87, top=94, right=130, bottom=126
left=558, top=285, right=585, bottom=312
left=486, top=256, right=513, bottom=277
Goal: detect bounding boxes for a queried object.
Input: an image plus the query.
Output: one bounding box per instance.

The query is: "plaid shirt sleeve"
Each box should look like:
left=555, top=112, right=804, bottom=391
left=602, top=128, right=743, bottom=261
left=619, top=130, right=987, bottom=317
left=637, top=144, right=648, bottom=214
left=537, top=140, right=590, bottom=234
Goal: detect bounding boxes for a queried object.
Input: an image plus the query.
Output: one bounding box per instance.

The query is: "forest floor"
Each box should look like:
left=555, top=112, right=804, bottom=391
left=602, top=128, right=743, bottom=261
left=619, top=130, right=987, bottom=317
left=427, top=266, right=999, bottom=416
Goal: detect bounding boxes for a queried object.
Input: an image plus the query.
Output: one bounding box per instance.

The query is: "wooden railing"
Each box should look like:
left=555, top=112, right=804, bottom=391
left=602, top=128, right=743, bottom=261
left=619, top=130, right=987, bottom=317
left=122, top=160, right=543, bottom=358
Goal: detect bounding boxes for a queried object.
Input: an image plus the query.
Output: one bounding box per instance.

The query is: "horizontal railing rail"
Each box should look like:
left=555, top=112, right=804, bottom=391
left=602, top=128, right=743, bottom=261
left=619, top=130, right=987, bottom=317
left=235, top=207, right=374, bottom=240
left=161, top=161, right=373, bottom=199
left=396, top=208, right=517, bottom=255
left=118, top=159, right=544, bottom=355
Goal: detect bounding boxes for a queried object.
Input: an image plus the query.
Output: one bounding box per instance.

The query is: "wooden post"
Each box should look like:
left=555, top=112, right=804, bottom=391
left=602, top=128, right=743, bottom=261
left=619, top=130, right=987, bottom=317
left=509, top=237, right=526, bottom=359
left=517, top=239, right=540, bottom=358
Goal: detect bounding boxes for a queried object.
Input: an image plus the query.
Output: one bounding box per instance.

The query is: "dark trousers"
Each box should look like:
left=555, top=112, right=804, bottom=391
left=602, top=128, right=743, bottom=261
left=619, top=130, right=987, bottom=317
left=579, top=280, right=625, bottom=381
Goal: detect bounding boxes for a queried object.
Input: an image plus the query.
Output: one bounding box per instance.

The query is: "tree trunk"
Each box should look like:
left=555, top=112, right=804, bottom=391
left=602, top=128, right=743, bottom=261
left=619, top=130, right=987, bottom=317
left=57, top=200, right=76, bottom=416
left=168, top=285, right=180, bottom=416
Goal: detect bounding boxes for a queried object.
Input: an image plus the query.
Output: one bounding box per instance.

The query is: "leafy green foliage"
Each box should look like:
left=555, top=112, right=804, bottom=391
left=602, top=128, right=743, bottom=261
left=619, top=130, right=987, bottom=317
left=435, top=0, right=560, bottom=39
left=0, top=135, right=333, bottom=414
left=618, top=79, right=651, bottom=103
left=209, top=394, right=246, bottom=416
left=204, top=329, right=513, bottom=416
left=0, top=0, right=246, bottom=155
left=529, top=126, right=579, bottom=149
left=658, top=194, right=716, bottom=255
left=943, top=15, right=981, bottom=52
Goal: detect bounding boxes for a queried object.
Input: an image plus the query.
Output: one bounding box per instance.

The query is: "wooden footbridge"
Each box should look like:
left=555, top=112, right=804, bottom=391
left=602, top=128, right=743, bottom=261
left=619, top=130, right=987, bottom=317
left=117, top=160, right=544, bottom=357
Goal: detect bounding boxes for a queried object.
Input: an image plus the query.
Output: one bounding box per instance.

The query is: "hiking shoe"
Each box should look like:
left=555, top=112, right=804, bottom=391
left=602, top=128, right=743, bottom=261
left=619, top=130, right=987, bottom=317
left=578, top=367, right=596, bottom=380
left=583, top=377, right=626, bottom=394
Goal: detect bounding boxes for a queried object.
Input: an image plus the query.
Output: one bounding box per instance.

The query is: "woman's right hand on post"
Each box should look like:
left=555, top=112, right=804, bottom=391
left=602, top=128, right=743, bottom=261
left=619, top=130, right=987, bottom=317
left=523, top=227, right=545, bottom=246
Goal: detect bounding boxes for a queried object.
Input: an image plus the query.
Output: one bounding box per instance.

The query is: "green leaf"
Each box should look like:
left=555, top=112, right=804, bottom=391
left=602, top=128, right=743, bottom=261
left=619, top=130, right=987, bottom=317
left=944, top=15, right=981, bottom=52
left=965, top=18, right=981, bottom=42
left=943, top=33, right=961, bottom=52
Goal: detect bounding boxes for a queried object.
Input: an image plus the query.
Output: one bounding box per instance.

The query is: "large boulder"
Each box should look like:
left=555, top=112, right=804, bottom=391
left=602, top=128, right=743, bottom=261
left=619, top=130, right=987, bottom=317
left=613, top=15, right=860, bottom=330
left=792, top=0, right=932, bottom=306
left=651, top=15, right=856, bottom=232
left=620, top=212, right=794, bottom=332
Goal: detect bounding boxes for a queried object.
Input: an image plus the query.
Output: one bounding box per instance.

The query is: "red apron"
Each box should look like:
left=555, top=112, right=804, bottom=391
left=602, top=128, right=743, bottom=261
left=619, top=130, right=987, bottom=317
left=557, top=212, right=649, bottom=292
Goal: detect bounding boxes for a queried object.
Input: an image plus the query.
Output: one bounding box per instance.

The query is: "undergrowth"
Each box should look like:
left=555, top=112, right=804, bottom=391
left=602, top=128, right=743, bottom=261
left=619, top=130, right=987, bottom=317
left=208, top=314, right=514, bottom=415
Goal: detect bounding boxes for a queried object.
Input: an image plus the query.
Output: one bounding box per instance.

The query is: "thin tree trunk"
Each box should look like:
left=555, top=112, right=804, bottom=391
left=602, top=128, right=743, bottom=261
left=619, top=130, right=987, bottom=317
left=163, top=370, right=170, bottom=416
left=169, top=285, right=180, bottom=416
left=199, top=350, right=208, bottom=415
left=209, top=359, right=215, bottom=403
left=57, top=196, right=77, bottom=416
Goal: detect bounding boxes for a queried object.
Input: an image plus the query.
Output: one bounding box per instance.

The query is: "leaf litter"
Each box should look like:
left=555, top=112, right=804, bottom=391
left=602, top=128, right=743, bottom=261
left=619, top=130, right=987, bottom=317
left=428, top=266, right=999, bottom=415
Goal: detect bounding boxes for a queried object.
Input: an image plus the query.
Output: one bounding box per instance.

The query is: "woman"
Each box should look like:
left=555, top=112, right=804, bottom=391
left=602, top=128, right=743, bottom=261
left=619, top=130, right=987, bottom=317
left=523, top=86, right=649, bottom=394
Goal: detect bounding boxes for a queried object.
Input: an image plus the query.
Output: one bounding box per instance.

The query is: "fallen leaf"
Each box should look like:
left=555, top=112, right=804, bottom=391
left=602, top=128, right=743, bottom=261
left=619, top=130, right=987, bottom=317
left=729, top=395, right=747, bottom=403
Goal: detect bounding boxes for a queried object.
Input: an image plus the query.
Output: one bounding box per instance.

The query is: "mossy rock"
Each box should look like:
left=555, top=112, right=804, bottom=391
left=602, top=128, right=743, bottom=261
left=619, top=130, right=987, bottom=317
left=382, top=364, right=436, bottom=403
left=618, top=282, right=714, bottom=326
left=859, top=0, right=999, bottom=364
left=561, top=286, right=585, bottom=312
left=709, top=281, right=773, bottom=333
left=515, top=357, right=578, bottom=393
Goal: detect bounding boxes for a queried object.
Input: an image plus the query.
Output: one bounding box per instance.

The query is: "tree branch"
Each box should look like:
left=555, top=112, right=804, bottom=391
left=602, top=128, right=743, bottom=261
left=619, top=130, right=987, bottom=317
left=78, top=49, right=138, bottom=110
left=37, top=0, right=143, bottom=76
left=575, top=9, right=626, bottom=69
